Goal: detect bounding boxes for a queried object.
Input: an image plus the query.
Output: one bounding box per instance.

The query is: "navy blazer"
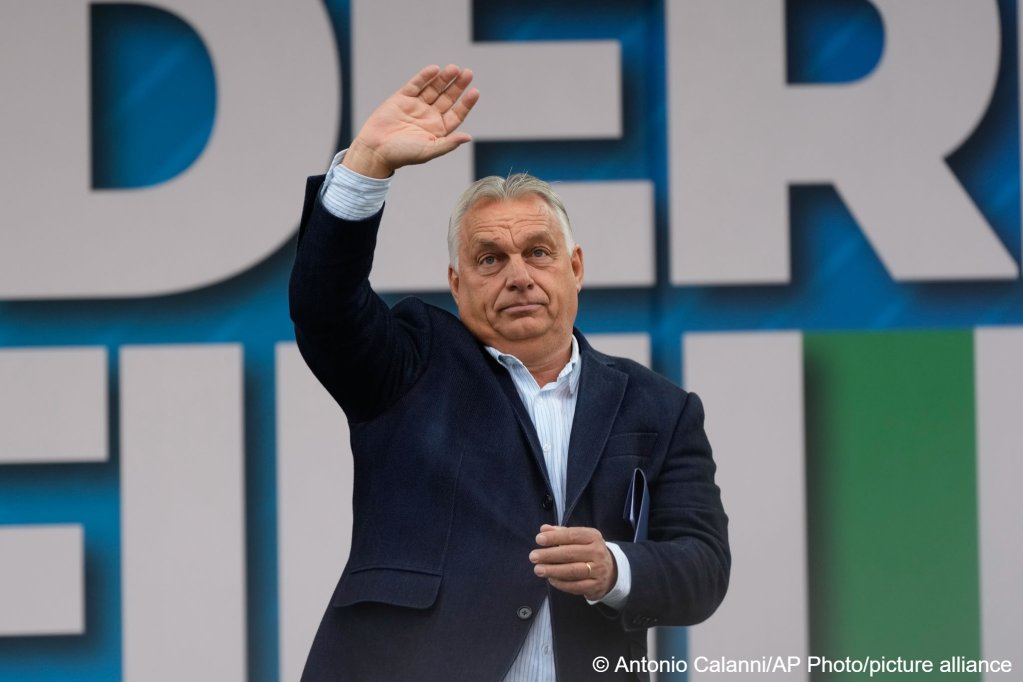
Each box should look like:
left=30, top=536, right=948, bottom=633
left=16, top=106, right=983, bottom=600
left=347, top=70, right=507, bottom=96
left=290, top=176, right=729, bottom=681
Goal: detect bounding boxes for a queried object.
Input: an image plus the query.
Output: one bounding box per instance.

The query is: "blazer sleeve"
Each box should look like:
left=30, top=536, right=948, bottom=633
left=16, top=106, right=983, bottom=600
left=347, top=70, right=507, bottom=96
left=614, top=391, right=731, bottom=629
left=288, top=175, right=430, bottom=422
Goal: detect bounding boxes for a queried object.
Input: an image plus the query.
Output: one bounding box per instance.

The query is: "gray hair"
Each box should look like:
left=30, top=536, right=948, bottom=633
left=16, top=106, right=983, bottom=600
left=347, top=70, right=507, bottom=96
left=447, top=173, right=575, bottom=269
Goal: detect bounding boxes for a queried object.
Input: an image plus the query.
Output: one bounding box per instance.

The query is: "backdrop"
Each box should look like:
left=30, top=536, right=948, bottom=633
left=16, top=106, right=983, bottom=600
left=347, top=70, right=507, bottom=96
left=0, top=1, right=1020, bottom=680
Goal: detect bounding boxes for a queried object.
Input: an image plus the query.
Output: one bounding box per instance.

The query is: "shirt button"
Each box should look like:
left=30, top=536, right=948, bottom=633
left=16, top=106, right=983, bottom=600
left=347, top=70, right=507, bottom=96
left=541, top=494, right=554, bottom=510
left=543, top=645, right=551, bottom=655
left=542, top=442, right=551, bottom=452
left=516, top=606, right=533, bottom=620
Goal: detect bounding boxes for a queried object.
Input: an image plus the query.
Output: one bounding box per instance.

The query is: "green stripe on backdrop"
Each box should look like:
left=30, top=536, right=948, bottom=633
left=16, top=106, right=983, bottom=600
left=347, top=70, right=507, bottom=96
left=804, top=331, right=980, bottom=680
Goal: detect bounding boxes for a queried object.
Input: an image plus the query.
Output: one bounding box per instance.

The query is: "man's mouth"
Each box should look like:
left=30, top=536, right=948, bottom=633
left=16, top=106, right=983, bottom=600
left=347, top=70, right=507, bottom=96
left=500, top=302, right=543, bottom=314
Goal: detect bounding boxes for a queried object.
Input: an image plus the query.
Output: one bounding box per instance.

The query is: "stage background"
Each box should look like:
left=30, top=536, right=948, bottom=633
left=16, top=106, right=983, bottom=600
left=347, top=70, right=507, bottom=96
left=1, top=1, right=1020, bottom=680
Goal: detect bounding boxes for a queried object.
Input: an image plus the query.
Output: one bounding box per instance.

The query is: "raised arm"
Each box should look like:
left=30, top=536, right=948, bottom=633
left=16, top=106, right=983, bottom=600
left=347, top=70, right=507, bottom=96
left=289, top=65, right=479, bottom=422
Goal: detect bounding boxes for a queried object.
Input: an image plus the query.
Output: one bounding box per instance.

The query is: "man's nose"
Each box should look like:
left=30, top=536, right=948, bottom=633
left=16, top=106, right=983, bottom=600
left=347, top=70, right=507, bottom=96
left=505, top=257, right=534, bottom=290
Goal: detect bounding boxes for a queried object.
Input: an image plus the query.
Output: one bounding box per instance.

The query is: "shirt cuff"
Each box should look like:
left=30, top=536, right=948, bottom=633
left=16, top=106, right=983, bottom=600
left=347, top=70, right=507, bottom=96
left=319, top=149, right=391, bottom=220
left=588, top=542, right=631, bottom=610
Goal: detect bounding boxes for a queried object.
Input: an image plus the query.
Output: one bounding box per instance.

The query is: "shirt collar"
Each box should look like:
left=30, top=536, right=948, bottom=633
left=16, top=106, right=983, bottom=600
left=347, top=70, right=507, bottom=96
left=485, top=335, right=582, bottom=394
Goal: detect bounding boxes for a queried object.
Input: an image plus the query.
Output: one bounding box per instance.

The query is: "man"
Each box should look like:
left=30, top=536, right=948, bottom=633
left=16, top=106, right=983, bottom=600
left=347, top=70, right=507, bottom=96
left=290, top=64, right=729, bottom=681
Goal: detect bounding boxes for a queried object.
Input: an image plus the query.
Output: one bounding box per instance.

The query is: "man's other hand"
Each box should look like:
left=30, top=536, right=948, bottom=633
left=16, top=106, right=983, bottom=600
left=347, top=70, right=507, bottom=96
left=529, top=524, right=618, bottom=601
left=343, top=64, right=480, bottom=178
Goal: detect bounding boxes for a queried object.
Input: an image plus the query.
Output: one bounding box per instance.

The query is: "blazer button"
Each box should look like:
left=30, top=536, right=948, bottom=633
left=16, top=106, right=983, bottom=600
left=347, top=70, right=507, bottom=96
left=517, top=606, right=534, bottom=620
left=541, top=494, right=554, bottom=510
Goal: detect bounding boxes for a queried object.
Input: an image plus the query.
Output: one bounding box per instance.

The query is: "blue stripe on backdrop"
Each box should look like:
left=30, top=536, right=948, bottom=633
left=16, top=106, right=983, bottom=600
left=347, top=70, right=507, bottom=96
left=0, top=1, right=1019, bottom=680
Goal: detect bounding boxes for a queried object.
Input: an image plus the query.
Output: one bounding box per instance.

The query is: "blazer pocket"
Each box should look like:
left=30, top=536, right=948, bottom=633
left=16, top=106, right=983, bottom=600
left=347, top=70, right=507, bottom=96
left=604, top=432, right=658, bottom=458
left=333, top=567, right=442, bottom=610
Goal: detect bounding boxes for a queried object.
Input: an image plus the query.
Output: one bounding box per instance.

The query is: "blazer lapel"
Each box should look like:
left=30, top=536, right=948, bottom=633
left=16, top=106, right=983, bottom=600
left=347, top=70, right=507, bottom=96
left=563, top=345, right=628, bottom=522
left=486, top=352, right=554, bottom=493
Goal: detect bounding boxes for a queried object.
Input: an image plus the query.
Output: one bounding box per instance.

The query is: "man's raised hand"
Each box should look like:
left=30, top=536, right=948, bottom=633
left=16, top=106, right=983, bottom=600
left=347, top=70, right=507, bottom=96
left=342, top=64, right=480, bottom=179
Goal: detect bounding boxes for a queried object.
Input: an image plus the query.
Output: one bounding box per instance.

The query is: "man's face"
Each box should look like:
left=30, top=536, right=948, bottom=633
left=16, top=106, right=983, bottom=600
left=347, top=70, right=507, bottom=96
left=448, top=195, right=584, bottom=360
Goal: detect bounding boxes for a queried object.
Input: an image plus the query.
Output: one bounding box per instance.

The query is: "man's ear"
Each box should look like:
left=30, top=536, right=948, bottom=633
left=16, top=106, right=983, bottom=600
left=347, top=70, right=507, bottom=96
left=448, top=266, right=460, bottom=304
left=571, top=245, right=584, bottom=292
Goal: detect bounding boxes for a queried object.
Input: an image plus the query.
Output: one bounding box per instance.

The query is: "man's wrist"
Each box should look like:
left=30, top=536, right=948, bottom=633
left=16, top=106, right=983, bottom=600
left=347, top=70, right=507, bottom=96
left=589, top=542, right=631, bottom=610
left=341, top=139, right=394, bottom=179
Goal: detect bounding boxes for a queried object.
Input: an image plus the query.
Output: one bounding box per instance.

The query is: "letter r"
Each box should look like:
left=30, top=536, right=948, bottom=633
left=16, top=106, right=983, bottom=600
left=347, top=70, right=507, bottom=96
left=666, top=0, right=1016, bottom=284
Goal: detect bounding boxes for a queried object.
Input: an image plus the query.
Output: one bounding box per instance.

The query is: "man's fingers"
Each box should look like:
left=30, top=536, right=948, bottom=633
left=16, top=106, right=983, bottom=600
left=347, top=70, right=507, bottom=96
left=529, top=544, right=594, bottom=566
left=443, top=88, right=480, bottom=132
left=398, top=64, right=478, bottom=135
left=416, top=63, right=462, bottom=104
left=536, top=525, right=602, bottom=547
left=534, top=560, right=598, bottom=581
left=529, top=542, right=612, bottom=581
left=427, top=133, right=472, bottom=159
left=542, top=560, right=614, bottom=600
left=400, top=64, right=442, bottom=97
left=433, top=68, right=474, bottom=113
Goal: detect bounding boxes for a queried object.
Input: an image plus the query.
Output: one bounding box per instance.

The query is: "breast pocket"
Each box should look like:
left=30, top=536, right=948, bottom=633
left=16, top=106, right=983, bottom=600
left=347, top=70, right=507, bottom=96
left=604, top=432, right=658, bottom=459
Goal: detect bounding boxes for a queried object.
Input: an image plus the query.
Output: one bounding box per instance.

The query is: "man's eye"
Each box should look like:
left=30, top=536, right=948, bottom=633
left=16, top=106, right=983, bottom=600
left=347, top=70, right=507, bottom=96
left=531, top=248, right=549, bottom=258
left=479, top=255, right=497, bottom=266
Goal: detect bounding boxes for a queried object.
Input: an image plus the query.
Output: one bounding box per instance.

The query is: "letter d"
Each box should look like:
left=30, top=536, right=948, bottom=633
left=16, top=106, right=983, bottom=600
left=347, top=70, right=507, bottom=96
left=0, top=1, right=339, bottom=299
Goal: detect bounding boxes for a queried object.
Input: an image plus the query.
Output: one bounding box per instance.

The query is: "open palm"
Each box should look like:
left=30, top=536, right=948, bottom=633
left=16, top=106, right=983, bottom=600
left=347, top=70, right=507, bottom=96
left=345, top=64, right=480, bottom=178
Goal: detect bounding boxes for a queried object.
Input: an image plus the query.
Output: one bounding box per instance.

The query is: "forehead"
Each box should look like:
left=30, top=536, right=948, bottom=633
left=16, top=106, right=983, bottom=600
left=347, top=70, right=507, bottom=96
left=461, top=195, right=559, bottom=246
